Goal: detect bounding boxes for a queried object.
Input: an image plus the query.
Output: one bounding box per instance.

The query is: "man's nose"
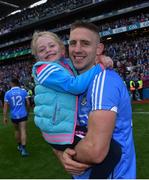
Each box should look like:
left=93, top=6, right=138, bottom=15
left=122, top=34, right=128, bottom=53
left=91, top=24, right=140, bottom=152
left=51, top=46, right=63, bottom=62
left=74, top=42, right=82, bottom=52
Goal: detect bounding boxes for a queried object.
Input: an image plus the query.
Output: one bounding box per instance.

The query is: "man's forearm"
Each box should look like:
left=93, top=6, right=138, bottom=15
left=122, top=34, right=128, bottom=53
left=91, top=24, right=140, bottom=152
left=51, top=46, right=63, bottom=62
left=3, top=103, right=9, bottom=124
left=74, top=135, right=106, bottom=164
left=3, top=111, right=7, bottom=118
left=3, top=103, right=8, bottom=118
left=26, top=98, right=30, bottom=114
left=74, top=110, right=115, bottom=164
left=73, top=137, right=94, bottom=163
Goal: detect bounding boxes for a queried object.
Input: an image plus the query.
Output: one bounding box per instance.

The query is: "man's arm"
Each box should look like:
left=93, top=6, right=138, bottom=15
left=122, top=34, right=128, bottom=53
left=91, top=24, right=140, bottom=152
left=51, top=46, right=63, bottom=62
left=53, top=109, right=116, bottom=174
left=26, top=97, right=30, bottom=114
left=74, top=110, right=116, bottom=164
left=3, top=102, right=9, bottom=125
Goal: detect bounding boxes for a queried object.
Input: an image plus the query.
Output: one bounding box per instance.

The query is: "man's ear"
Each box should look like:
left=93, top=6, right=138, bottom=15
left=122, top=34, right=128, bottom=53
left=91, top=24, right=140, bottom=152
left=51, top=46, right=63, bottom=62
left=61, top=47, right=66, bottom=57
left=96, top=43, right=104, bottom=55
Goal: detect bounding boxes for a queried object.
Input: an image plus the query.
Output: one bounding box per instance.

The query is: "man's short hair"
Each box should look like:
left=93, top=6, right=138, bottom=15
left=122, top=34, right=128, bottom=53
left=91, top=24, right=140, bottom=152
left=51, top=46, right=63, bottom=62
left=71, top=20, right=99, bottom=35
left=70, top=20, right=100, bottom=42
left=11, top=78, right=20, bottom=86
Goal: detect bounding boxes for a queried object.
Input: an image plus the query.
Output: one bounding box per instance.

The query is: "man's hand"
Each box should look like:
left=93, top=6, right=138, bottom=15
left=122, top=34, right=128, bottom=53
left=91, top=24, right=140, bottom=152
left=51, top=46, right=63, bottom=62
left=3, top=102, right=9, bottom=125
left=96, top=55, right=113, bottom=69
left=53, top=148, right=90, bottom=175
left=3, top=117, right=8, bottom=125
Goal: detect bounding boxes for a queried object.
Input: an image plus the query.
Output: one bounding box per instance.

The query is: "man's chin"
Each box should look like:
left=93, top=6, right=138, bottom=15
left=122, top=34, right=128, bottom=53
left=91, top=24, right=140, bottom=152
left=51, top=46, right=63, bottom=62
left=74, top=66, right=86, bottom=74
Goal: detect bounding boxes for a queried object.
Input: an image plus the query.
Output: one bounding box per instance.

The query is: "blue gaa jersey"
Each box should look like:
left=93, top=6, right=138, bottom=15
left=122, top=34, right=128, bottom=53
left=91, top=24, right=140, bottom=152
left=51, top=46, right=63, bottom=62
left=4, top=87, right=28, bottom=119
left=74, top=69, right=136, bottom=179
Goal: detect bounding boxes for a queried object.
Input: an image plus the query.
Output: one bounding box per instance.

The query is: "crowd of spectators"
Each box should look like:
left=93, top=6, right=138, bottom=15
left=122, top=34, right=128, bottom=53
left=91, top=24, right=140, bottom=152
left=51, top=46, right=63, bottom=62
left=105, top=36, right=149, bottom=78
left=0, top=59, right=35, bottom=95
left=0, top=35, right=148, bottom=100
left=0, top=44, right=30, bottom=57
left=104, top=35, right=149, bottom=100
left=98, top=13, right=149, bottom=32
left=0, top=11, right=148, bottom=51
left=0, top=0, right=148, bottom=36
left=0, top=35, right=148, bottom=79
left=0, top=0, right=92, bottom=35
left=0, top=1, right=148, bottom=102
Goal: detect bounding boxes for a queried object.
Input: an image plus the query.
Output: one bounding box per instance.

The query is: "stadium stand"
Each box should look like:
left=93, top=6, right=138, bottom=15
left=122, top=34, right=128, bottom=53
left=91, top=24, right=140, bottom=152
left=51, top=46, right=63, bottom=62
left=0, top=0, right=148, bottom=105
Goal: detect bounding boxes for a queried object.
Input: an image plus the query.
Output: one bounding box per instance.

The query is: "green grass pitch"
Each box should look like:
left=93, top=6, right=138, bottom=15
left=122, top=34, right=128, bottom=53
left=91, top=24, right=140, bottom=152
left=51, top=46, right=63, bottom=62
left=0, top=103, right=148, bottom=178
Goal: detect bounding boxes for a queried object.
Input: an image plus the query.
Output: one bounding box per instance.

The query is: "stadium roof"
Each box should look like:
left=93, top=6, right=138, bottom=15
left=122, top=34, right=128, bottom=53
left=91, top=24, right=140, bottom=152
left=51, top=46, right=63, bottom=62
left=0, top=0, right=47, bottom=19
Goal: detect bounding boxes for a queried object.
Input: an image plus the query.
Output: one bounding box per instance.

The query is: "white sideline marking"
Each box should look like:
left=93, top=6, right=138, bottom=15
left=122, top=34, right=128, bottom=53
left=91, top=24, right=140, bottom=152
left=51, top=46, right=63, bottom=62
left=133, top=112, right=149, bottom=114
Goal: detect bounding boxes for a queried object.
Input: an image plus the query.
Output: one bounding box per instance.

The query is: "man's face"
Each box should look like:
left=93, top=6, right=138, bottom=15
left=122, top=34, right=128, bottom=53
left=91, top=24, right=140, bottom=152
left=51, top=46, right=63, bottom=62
left=36, top=35, right=62, bottom=62
left=69, top=27, right=100, bottom=73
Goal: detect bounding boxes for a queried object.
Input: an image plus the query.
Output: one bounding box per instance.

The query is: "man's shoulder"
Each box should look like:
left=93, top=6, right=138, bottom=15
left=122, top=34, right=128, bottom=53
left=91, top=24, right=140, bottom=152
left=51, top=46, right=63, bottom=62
left=92, top=68, right=119, bottom=79
left=103, top=69, right=122, bottom=81
left=90, top=69, right=124, bottom=90
left=12, top=87, right=27, bottom=94
left=19, top=88, right=28, bottom=95
left=20, top=87, right=27, bottom=91
left=5, top=89, right=12, bottom=95
left=104, top=68, right=119, bottom=75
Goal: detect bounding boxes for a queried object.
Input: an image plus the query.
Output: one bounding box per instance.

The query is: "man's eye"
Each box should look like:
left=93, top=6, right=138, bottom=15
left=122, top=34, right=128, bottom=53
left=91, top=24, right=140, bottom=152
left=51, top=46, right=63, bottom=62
left=69, top=41, right=76, bottom=46
left=82, top=41, right=90, bottom=46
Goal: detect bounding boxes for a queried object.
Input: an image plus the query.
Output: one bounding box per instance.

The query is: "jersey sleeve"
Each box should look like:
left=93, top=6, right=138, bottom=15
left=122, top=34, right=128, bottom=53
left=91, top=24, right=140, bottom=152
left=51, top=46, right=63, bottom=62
left=35, top=63, right=101, bottom=95
left=91, top=70, right=123, bottom=112
left=23, top=89, right=29, bottom=98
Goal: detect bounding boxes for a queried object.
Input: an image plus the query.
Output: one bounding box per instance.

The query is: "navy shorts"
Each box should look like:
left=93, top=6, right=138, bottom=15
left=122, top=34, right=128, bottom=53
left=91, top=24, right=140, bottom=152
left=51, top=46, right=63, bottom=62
left=11, top=116, right=28, bottom=124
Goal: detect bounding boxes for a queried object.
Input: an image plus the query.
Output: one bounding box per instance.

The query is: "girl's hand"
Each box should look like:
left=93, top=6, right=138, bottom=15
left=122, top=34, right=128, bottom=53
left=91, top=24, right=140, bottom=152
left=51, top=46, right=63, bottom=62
left=96, top=55, right=113, bottom=69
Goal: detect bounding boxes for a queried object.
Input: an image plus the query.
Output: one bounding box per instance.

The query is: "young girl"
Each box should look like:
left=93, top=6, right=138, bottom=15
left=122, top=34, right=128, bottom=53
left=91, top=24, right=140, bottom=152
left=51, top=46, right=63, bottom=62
left=32, top=31, right=121, bottom=179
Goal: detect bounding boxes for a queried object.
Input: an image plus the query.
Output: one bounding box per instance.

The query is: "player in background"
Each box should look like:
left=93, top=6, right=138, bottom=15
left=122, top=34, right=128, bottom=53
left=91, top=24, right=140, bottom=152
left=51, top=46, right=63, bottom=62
left=3, top=78, right=30, bottom=157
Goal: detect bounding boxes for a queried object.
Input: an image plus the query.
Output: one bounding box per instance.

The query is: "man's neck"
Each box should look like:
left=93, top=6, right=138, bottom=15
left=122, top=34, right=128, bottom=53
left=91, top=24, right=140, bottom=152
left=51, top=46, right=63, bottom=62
left=78, top=65, right=95, bottom=74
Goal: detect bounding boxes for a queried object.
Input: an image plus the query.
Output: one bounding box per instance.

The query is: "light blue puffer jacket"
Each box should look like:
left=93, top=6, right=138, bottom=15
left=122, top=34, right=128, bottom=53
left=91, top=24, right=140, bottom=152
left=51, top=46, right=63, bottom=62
left=32, top=59, right=77, bottom=144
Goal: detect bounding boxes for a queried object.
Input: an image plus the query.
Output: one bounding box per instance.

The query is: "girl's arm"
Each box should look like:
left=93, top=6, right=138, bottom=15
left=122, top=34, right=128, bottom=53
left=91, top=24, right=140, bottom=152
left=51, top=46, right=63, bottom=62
left=33, top=62, right=101, bottom=95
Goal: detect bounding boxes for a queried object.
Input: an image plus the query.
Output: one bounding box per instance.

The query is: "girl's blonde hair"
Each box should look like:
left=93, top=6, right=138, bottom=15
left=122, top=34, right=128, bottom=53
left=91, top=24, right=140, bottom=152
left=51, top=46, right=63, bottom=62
left=31, top=31, right=65, bottom=57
